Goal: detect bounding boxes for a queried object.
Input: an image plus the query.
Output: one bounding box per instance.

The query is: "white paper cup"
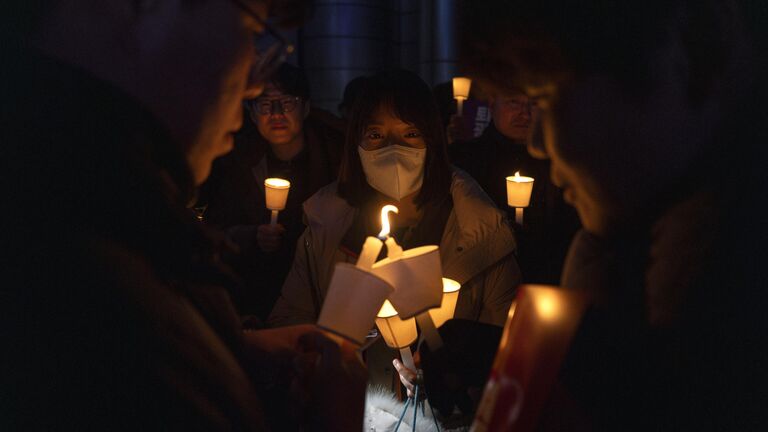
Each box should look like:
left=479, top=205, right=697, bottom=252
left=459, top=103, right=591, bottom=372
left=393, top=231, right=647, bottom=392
left=428, top=278, right=462, bottom=328
left=371, top=245, right=443, bottom=319
left=317, top=263, right=394, bottom=345
left=376, top=300, right=418, bottom=349
left=506, top=175, right=534, bottom=208
left=265, top=178, right=290, bottom=210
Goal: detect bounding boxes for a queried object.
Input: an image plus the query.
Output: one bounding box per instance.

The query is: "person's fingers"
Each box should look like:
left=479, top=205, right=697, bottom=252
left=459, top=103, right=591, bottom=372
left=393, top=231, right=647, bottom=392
left=256, top=225, right=283, bottom=251
left=393, top=359, right=416, bottom=393
left=392, top=359, right=416, bottom=380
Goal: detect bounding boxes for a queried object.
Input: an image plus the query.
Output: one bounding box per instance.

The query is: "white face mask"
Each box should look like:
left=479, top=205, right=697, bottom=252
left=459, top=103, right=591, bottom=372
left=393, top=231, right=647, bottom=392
left=358, top=145, right=427, bottom=201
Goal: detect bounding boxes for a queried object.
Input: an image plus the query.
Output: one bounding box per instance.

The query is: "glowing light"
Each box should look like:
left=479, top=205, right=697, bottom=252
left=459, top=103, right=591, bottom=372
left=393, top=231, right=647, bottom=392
left=378, top=205, right=399, bottom=238
left=442, top=278, right=461, bottom=293
left=264, top=178, right=290, bottom=188
left=377, top=300, right=399, bottom=318
left=428, top=278, right=462, bottom=328
left=534, top=290, right=561, bottom=322
left=452, top=77, right=472, bottom=100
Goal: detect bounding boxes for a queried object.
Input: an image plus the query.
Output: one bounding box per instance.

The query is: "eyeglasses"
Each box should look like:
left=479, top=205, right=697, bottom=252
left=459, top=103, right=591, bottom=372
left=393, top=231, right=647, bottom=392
left=229, top=0, right=295, bottom=83
left=247, top=96, right=301, bottom=115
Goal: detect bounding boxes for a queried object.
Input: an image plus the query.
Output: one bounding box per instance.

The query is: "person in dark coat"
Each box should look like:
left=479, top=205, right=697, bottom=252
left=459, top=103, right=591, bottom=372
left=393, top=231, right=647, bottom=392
left=423, top=0, right=768, bottom=429
left=450, top=90, right=580, bottom=284
left=201, top=64, right=344, bottom=321
left=0, top=1, right=364, bottom=430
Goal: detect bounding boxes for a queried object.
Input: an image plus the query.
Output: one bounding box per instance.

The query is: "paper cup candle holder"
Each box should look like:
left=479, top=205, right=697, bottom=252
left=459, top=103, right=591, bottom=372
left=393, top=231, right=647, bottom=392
left=453, top=77, right=472, bottom=116
left=428, top=278, right=462, bottom=328
left=506, top=171, right=534, bottom=224
left=317, top=205, right=400, bottom=344
left=264, top=178, right=290, bottom=225
left=317, top=263, right=393, bottom=345
left=317, top=205, right=458, bottom=350
left=376, top=300, right=418, bottom=370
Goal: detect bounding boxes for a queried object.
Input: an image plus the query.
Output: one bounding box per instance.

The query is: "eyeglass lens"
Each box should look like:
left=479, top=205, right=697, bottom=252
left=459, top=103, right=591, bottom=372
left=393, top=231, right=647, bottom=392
left=254, top=97, right=298, bottom=115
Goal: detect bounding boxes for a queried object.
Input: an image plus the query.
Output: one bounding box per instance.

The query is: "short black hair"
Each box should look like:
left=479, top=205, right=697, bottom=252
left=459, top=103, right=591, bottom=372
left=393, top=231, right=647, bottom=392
left=269, top=63, right=311, bottom=100
left=337, top=70, right=452, bottom=208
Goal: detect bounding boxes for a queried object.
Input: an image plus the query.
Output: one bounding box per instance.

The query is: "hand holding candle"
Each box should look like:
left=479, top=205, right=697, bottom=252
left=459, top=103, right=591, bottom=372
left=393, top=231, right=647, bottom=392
left=453, top=77, right=472, bottom=116
left=264, top=178, right=291, bottom=225
left=506, top=171, right=534, bottom=224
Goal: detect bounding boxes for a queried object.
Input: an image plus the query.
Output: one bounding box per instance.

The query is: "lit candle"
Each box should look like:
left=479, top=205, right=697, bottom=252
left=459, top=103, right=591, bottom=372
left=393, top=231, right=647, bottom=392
left=264, top=178, right=291, bottom=225
left=356, top=205, right=400, bottom=270
left=506, top=171, right=534, bottom=224
left=376, top=300, right=417, bottom=370
left=453, top=77, right=472, bottom=116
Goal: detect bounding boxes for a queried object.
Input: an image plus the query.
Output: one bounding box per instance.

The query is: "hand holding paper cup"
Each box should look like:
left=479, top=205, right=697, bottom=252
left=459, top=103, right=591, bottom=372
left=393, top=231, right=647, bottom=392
left=265, top=177, right=290, bottom=225
left=317, top=262, right=393, bottom=345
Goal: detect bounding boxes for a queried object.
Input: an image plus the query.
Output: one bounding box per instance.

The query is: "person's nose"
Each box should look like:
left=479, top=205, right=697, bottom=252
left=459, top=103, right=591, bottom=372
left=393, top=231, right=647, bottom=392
left=268, top=100, right=287, bottom=117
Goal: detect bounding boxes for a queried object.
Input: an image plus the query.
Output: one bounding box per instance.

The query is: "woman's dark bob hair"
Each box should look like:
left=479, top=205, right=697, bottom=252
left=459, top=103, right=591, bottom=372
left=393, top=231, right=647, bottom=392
left=337, top=69, right=452, bottom=208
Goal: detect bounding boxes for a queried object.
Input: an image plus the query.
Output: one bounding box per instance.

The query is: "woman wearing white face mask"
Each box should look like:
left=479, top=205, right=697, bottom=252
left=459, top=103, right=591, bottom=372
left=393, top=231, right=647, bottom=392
left=269, top=70, right=521, bottom=399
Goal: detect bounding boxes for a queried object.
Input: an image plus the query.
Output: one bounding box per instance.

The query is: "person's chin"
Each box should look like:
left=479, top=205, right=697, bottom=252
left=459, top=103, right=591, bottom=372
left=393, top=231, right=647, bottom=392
left=265, top=130, right=290, bottom=141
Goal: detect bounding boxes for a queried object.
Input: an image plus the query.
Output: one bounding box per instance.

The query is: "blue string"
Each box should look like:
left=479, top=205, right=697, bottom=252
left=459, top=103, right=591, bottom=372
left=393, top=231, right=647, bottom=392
left=394, top=395, right=411, bottom=432
left=412, top=384, right=419, bottom=432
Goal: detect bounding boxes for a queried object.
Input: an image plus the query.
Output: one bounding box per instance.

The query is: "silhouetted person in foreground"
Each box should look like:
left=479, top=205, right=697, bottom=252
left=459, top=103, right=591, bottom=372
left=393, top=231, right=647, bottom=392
left=422, top=0, right=767, bottom=428
left=1, top=1, right=365, bottom=430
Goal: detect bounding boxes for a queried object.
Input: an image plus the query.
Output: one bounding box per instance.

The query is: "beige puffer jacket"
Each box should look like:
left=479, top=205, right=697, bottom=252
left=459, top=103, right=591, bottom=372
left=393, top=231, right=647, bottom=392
left=269, top=169, right=521, bottom=328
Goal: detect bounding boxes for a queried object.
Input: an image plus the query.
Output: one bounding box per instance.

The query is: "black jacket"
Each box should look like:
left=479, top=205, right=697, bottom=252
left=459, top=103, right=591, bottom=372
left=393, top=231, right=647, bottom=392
left=449, top=123, right=580, bottom=284
left=1, top=45, right=268, bottom=430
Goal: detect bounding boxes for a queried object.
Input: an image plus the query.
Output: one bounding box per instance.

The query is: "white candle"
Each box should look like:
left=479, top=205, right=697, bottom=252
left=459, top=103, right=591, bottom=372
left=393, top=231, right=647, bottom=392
left=265, top=178, right=291, bottom=225
left=385, top=237, right=403, bottom=259
left=356, top=205, right=400, bottom=270
left=380, top=205, right=403, bottom=259
left=506, top=171, right=534, bottom=224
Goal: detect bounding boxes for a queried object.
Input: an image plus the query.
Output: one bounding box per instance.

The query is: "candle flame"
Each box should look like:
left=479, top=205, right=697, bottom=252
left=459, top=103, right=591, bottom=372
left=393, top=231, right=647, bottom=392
left=379, top=205, right=399, bottom=238
left=514, top=171, right=520, bottom=179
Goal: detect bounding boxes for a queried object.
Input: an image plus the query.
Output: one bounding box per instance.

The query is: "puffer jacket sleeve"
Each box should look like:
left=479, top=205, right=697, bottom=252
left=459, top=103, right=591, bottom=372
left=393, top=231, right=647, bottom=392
left=473, top=252, right=521, bottom=326
left=267, top=227, right=319, bottom=327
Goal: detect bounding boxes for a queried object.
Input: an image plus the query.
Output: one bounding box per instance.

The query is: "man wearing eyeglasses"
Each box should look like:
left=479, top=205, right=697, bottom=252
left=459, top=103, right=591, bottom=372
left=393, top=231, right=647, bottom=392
left=450, top=91, right=580, bottom=285
left=202, top=63, right=343, bottom=321
left=1, top=0, right=364, bottom=430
